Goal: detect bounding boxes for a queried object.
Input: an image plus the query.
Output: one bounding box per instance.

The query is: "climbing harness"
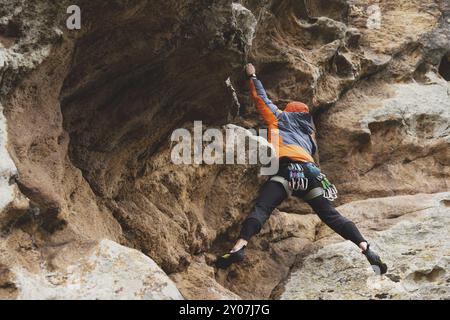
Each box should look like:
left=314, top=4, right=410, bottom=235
left=288, top=163, right=309, bottom=191
left=305, top=163, right=321, bottom=177
left=317, top=173, right=338, bottom=202
left=303, top=187, right=324, bottom=201
left=305, top=163, right=338, bottom=202
left=271, top=162, right=338, bottom=201
left=270, top=176, right=292, bottom=196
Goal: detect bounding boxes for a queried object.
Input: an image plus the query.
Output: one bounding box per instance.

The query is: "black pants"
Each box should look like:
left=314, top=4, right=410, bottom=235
left=240, top=163, right=366, bottom=246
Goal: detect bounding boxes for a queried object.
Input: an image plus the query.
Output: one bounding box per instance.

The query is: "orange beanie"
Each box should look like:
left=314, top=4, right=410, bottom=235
left=285, top=101, right=309, bottom=113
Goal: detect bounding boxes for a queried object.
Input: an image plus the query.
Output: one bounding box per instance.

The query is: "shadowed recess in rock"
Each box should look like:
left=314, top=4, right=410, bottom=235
left=439, top=53, right=450, bottom=81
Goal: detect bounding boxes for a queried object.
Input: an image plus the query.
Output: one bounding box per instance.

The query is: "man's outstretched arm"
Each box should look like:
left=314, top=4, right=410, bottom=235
left=310, top=119, right=320, bottom=165
left=245, top=63, right=281, bottom=125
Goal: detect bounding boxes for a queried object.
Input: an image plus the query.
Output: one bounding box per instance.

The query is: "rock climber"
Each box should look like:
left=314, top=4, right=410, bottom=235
left=215, top=63, right=388, bottom=275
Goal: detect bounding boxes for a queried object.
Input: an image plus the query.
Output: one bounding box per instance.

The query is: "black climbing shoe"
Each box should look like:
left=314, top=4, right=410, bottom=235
left=215, top=247, right=246, bottom=269
left=363, top=246, right=388, bottom=275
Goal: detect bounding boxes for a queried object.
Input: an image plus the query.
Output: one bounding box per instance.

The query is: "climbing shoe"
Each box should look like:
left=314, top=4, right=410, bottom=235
left=215, top=247, right=246, bottom=269
left=363, top=245, right=388, bottom=275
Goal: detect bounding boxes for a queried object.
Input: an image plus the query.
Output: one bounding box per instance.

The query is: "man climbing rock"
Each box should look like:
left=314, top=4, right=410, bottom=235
left=216, top=63, right=388, bottom=275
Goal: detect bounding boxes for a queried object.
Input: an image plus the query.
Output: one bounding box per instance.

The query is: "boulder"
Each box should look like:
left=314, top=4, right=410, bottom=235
left=11, top=239, right=184, bottom=300
left=281, top=193, right=450, bottom=300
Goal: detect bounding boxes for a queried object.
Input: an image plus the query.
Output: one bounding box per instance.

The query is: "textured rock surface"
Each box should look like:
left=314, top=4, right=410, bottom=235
left=0, top=102, right=28, bottom=219
left=318, top=72, right=450, bottom=204
left=281, top=193, right=450, bottom=300
left=0, top=0, right=449, bottom=300
left=170, top=259, right=241, bottom=300
left=13, top=239, right=184, bottom=300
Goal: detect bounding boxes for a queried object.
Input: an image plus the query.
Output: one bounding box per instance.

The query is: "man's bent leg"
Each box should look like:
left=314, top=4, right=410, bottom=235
left=306, top=196, right=366, bottom=246
left=306, top=195, right=388, bottom=274
left=216, top=180, right=287, bottom=269
left=239, top=180, right=288, bottom=241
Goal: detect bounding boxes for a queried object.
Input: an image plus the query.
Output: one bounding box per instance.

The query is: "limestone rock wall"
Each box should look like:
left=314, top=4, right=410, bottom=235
left=0, top=0, right=449, bottom=300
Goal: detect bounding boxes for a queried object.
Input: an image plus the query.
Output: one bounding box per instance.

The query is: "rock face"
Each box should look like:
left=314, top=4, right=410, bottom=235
left=0, top=0, right=449, bottom=300
left=13, top=239, right=184, bottom=300
left=0, top=102, right=28, bottom=222
left=317, top=72, right=450, bottom=204
left=281, top=193, right=450, bottom=300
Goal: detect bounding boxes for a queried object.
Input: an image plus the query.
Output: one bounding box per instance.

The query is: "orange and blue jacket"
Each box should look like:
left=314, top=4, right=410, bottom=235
left=250, top=77, right=317, bottom=163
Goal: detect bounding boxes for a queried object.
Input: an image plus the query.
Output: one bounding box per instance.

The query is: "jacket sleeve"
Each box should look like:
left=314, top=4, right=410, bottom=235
left=309, top=118, right=318, bottom=156
left=249, top=77, right=281, bottom=125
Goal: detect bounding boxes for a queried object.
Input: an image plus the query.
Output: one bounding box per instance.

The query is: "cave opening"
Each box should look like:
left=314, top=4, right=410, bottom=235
left=58, top=3, right=246, bottom=200
left=438, top=53, right=450, bottom=81
left=49, top=1, right=255, bottom=275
